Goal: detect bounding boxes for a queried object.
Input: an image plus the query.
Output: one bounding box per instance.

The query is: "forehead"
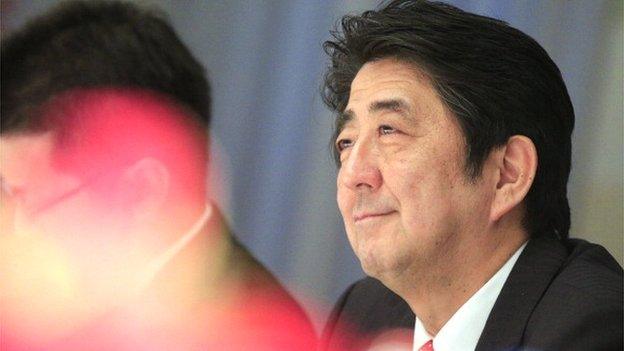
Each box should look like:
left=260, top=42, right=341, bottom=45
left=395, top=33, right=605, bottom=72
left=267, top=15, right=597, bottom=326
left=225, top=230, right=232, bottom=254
left=350, top=59, right=435, bottom=101
left=343, top=58, right=447, bottom=125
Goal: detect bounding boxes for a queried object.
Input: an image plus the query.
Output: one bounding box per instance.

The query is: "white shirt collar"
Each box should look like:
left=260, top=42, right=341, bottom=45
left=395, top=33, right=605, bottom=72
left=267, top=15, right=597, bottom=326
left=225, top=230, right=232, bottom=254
left=134, top=203, right=213, bottom=294
left=413, top=242, right=527, bottom=351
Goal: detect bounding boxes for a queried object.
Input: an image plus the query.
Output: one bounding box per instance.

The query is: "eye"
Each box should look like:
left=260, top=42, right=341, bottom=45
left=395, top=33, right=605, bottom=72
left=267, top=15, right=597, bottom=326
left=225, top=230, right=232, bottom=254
left=379, top=125, right=396, bottom=135
left=336, top=138, right=353, bottom=152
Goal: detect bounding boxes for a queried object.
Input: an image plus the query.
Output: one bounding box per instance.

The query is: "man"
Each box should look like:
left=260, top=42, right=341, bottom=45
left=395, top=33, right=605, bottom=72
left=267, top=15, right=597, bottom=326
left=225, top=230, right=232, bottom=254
left=0, top=1, right=313, bottom=350
left=320, top=1, right=623, bottom=350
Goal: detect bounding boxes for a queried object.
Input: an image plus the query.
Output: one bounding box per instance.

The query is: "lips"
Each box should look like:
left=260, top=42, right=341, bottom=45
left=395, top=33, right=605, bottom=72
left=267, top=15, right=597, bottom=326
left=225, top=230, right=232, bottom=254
left=353, top=210, right=396, bottom=222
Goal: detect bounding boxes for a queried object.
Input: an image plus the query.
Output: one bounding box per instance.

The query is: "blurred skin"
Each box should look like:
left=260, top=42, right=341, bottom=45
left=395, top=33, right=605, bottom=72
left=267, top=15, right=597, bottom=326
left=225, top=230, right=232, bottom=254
left=0, top=89, right=320, bottom=350
left=0, top=90, right=207, bottom=345
left=0, top=134, right=319, bottom=350
left=0, top=132, right=162, bottom=342
left=0, top=177, right=15, bottom=233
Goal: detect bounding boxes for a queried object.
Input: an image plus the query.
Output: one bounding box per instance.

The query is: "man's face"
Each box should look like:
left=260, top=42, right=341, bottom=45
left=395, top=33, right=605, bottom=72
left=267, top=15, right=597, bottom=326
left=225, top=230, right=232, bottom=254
left=0, top=133, right=128, bottom=244
left=0, top=132, right=149, bottom=335
left=335, top=58, right=493, bottom=281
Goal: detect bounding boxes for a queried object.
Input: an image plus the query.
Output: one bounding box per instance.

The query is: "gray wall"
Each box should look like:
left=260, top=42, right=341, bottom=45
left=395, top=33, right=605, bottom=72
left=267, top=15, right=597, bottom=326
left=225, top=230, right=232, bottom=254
left=4, top=0, right=622, bottom=329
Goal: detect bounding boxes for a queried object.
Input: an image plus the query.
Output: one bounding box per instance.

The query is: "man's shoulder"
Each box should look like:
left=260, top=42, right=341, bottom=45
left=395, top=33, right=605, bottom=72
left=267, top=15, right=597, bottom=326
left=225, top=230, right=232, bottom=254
left=321, top=277, right=414, bottom=350
left=209, top=205, right=285, bottom=291
left=226, top=230, right=313, bottom=317
left=337, top=277, right=414, bottom=330
left=472, top=236, right=622, bottom=351
left=535, top=237, right=622, bottom=305
left=557, top=238, right=623, bottom=287
left=513, top=236, right=621, bottom=294
left=209, top=207, right=316, bottom=347
left=522, top=237, right=623, bottom=350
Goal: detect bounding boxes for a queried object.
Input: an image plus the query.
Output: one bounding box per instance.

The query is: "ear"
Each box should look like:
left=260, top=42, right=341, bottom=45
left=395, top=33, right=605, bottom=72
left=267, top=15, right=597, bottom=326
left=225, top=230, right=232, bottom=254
left=118, top=158, right=170, bottom=222
left=490, top=135, right=537, bottom=223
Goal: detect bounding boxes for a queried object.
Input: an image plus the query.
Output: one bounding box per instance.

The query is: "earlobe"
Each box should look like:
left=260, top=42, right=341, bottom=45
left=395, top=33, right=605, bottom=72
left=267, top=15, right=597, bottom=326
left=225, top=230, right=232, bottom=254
left=490, top=135, right=537, bottom=222
left=119, top=158, right=170, bottom=222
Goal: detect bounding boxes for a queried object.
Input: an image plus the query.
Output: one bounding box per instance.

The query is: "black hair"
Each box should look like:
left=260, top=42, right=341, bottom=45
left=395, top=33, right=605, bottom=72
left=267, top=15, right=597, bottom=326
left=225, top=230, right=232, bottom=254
left=1, top=0, right=210, bottom=133
left=323, top=0, right=574, bottom=239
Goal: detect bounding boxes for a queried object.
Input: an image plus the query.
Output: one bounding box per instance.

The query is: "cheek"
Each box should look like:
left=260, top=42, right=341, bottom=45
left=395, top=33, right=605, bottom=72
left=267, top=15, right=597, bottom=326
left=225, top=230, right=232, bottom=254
left=336, top=188, right=353, bottom=231
left=383, top=158, right=428, bottom=204
left=389, top=162, right=456, bottom=229
left=336, top=175, right=357, bottom=235
left=336, top=172, right=351, bottom=213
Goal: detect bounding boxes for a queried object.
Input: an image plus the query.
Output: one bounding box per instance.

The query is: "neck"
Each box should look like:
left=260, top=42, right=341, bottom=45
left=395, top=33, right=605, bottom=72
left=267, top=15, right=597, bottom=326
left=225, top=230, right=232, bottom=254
left=157, top=195, right=208, bottom=238
left=389, top=224, right=528, bottom=336
left=137, top=201, right=232, bottom=307
left=136, top=203, right=211, bottom=289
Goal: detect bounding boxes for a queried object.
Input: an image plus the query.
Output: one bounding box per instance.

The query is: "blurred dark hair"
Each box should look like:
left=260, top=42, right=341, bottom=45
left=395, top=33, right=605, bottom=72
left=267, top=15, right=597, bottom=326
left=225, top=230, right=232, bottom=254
left=1, top=0, right=210, bottom=133
left=322, top=0, right=574, bottom=239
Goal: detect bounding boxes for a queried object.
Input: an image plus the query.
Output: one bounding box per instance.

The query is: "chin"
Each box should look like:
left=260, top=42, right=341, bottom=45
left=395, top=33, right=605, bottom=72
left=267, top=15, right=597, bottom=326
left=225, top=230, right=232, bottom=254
left=357, top=245, right=414, bottom=285
left=359, top=255, right=381, bottom=278
left=358, top=250, right=395, bottom=280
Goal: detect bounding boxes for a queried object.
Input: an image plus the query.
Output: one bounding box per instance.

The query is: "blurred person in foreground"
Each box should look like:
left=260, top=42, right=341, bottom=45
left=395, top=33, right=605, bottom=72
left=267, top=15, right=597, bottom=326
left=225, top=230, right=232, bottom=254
left=0, top=1, right=314, bottom=350
left=320, top=1, right=623, bottom=350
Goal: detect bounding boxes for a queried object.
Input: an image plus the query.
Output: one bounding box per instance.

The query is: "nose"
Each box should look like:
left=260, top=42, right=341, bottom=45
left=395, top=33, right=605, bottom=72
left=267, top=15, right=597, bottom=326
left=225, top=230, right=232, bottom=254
left=338, top=139, right=382, bottom=191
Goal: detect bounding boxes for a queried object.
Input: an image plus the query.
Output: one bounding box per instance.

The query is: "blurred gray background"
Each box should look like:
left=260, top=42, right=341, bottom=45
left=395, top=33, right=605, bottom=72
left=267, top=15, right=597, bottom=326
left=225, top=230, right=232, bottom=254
left=4, top=0, right=622, bottom=330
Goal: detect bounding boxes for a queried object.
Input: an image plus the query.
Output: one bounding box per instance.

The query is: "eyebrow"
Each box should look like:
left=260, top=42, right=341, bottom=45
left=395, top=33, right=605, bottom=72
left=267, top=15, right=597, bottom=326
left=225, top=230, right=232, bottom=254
left=336, top=98, right=412, bottom=133
left=369, top=98, right=411, bottom=116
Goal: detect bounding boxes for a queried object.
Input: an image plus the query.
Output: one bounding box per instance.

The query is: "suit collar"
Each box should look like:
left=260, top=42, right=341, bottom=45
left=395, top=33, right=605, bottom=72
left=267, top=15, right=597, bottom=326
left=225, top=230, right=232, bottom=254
left=140, top=203, right=234, bottom=303
left=475, top=235, right=568, bottom=351
left=136, top=203, right=214, bottom=293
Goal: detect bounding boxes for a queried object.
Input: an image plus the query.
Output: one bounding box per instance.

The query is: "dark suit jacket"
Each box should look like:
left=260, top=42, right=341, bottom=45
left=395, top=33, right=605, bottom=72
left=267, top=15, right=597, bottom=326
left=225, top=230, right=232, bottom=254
left=322, top=236, right=623, bottom=350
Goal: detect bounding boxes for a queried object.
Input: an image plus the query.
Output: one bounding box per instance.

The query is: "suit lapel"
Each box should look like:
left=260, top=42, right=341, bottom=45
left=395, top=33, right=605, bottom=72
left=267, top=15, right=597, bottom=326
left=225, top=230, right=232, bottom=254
left=475, top=236, right=568, bottom=351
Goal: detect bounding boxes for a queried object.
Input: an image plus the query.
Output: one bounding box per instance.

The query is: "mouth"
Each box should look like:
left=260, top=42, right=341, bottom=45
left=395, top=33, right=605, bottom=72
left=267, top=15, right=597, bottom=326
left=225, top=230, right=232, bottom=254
left=353, top=210, right=396, bottom=223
